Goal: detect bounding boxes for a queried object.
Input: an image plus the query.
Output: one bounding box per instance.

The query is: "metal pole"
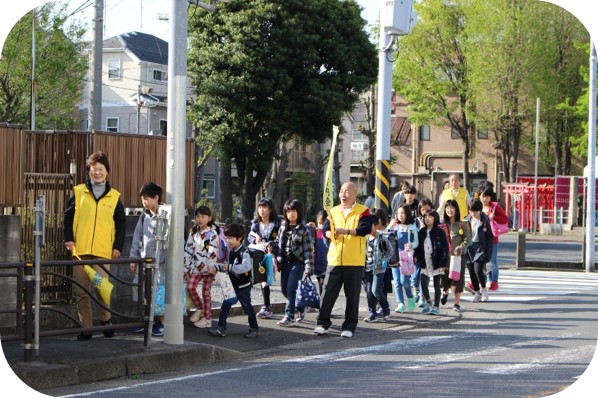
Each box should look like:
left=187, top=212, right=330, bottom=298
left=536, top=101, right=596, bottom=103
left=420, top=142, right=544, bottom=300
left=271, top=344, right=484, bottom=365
left=585, top=41, right=596, bottom=273
left=89, top=0, right=104, bottom=130
left=34, top=195, right=45, bottom=356
left=30, top=11, right=36, bottom=131
left=374, top=11, right=394, bottom=215
left=137, top=85, right=141, bottom=135
left=164, top=0, right=187, bottom=345
left=533, top=98, right=540, bottom=234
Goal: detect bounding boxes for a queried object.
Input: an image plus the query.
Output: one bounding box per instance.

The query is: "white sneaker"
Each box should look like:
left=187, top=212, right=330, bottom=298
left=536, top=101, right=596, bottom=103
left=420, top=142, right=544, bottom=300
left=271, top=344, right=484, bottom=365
left=314, top=326, right=328, bottom=335
left=340, top=330, right=353, bottom=338
left=193, top=317, right=211, bottom=328
left=472, top=292, right=482, bottom=303
left=481, top=289, right=489, bottom=302
left=189, top=309, right=203, bottom=323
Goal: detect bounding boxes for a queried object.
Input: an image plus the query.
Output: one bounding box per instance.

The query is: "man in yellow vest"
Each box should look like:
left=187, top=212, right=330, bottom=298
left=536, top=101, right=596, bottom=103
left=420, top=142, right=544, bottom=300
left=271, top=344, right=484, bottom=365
left=314, top=182, right=372, bottom=339
left=437, top=173, right=471, bottom=221
left=64, top=151, right=126, bottom=341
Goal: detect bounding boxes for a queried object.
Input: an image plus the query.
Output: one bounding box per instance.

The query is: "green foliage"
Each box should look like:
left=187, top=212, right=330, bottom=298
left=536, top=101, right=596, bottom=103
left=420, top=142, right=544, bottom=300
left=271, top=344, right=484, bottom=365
left=0, top=1, right=87, bottom=129
left=195, top=188, right=220, bottom=221
left=187, top=0, right=377, bottom=217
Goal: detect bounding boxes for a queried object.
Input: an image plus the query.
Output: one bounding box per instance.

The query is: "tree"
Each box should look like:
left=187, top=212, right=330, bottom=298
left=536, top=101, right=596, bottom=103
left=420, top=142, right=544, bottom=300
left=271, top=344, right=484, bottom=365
left=393, top=0, right=475, bottom=190
left=187, top=0, right=377, bottom=219
left=0, top=2, right=87, bottom=129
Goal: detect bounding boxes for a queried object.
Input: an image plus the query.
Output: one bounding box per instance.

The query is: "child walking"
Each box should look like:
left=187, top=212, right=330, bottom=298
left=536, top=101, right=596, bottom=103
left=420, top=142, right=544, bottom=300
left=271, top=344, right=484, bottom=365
left=277, top=199, right=314, bottom=326
left=440, top=199, right=472, bottom=312
left=413, top=198, right=434, bottom=308
left=184, top=206, right=221, bottom=328
left=314, top=210, right=329, bottom=295
left=208, top=223, right=259, bottom=338
left=465, top=199, right=494, bottom=302
left=363, top=209, right=392, bottom=322
left=414, top=210, right=449, bottom=315
left=247, top=197, right=281, bottom=319
left=129, top=182, right=167, bottom=336
left=389, top=203, right=419, bottom=313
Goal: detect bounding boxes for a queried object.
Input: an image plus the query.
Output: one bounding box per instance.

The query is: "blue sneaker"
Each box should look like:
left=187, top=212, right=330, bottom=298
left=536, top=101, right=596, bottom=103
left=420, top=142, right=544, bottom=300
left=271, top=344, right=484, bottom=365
left=418, top=294, right=426, bottom=308
left=430, top=306, right=440, bottom=315
left=421, top=303, right=432, bottom=315
left=364, top=313, right=378, bottom=323
left=151, top=321, right=164, bottom=336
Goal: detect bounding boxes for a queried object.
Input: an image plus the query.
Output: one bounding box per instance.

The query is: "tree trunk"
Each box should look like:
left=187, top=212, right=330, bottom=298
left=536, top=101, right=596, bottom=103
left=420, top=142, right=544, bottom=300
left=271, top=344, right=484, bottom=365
left=220, top=158, right=232, bottom=222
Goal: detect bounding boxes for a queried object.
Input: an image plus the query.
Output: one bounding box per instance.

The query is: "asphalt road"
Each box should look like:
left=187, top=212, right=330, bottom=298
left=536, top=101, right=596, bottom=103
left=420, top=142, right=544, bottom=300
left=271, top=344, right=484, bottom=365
left=43, top=269, right=598, bottom=398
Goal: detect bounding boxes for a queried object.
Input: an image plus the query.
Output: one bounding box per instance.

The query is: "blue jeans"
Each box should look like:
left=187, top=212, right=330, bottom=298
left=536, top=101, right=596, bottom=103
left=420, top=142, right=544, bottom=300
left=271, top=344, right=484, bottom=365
left=391, top=267, right=413, bottom=304
left=411, top=266, right=422, bottom=292
left=281, top=263, right=305, bottom=319
left=487, top=242, right=499, bottom=283
left=217, top=285, right=258, bottom=330
left=362, top=270, right=390, bottom=314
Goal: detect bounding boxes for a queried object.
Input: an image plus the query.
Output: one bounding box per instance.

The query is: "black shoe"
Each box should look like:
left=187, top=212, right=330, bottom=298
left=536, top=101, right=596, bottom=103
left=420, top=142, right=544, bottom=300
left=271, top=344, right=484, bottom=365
left=77, top=332, right=92, bottom=341
left=441, top=292, right=449, bottom=305
left=101, top=320, right=115, bottom=338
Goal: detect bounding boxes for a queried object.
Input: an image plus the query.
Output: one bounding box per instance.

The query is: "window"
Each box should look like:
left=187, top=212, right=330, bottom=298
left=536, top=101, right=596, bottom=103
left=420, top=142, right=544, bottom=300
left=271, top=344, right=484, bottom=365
left=203, top=179, right=215, bottom=199
left=106, top=117, right=119, bottom=132
left=418, top=125, right=430, bottom=141
left=152, top=69, right=167, bottom=82
left=159, top=119, right=167, bottom=136
left=107, top=59, right=121, bottom=79
left=477, top=129, right=488, bottom=139
left=451, top=127, right=460, bottom=139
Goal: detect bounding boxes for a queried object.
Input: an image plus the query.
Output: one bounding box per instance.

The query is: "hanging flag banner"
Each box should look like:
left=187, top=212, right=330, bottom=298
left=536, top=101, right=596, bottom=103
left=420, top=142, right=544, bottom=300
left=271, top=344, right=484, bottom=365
left=323, top=126, right=339, bottom=244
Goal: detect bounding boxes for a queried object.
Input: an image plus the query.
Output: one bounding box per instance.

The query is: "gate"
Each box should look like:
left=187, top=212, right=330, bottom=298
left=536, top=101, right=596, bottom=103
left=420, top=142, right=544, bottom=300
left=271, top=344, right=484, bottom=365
left=22, top=173, right=72, bottom=304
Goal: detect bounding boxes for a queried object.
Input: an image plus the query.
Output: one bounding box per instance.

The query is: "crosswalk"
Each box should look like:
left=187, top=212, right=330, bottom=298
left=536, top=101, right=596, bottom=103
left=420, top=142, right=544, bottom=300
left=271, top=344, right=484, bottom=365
left=461, top=269, right=598, bottom=302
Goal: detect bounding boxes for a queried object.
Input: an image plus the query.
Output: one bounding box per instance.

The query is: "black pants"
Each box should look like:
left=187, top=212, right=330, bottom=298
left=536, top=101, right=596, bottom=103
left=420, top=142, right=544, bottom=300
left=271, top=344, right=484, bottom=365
left=467, top=261, right=487, bottom=291
left=317, top=266, right=364, bottom=333
left=420, top=273, right=442, bottom=307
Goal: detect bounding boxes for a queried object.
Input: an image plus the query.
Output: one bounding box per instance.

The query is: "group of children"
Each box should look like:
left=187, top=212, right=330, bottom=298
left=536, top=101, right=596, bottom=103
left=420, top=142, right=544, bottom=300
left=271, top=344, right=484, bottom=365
left=129, top=179, right=504, bottom=339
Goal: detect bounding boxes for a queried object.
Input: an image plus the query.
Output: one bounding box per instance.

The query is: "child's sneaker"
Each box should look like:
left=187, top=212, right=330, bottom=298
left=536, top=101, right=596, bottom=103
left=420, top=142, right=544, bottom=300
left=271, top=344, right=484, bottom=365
left=382, top=308, right=391, bottom=320
left=257, top=306, right=272, bottom=319
left=208, top=326, right=226, bottom=337
left=364, top=312, right=377, bottom=323
left=421, top=303, right=432, bottom=315
left=189, top=309, right=203, bottom=323
left=407, top=297, right=416, bottom=312
left=296, top=307, right=309, bottom=323
left=277, top=316, right=294, bottom=326
left=472, top=292, right=482, bottom=303
left=441, top=291, right=449, bottom=305
left=244, top=328, right=260, bottom=338
left=481, top=288, right=489, bottom=302
left=193, top=317, right=211, bottom=328
left=430, top=306, right=440, bottom=315
left=151, top=321, right=164, bottom=336
left=395, top=302, right=406, bottom=313
left=453, top=304, right=461, bottom=313
left=489, top=282, right=499, bottom=291
left=418, top=295, right=426, bottom=308
left=376, top=308, right=385, bottom=318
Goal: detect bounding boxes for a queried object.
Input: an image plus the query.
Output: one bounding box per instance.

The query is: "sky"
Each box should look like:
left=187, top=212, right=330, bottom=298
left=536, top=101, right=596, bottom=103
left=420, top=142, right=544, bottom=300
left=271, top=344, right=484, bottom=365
left=1, top=1, right=598, bottom=397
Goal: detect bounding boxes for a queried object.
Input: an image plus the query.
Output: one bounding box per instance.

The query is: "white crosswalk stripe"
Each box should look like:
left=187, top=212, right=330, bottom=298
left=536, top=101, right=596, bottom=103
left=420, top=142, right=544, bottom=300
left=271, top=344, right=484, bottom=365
left=461, top=269, right=598, bottom=302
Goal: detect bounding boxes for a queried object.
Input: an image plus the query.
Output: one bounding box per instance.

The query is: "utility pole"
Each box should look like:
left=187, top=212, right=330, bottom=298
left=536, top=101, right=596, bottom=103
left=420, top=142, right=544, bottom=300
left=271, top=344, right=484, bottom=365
left=89, top=0, right=104, bottom=132
left=585, top=41, right=596, bottom=273
left=30, top=11, right=36, bottom=131
left=374, top=0, right=416, bottom=215
left=163, top=0, right=188, bottom=346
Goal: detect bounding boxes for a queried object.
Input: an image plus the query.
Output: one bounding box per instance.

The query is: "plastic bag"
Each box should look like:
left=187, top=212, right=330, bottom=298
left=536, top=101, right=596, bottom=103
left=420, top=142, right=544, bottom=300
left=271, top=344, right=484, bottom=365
left=399, top=249, right=415, bottom=276
left=295, top=276, right=321, bottom=309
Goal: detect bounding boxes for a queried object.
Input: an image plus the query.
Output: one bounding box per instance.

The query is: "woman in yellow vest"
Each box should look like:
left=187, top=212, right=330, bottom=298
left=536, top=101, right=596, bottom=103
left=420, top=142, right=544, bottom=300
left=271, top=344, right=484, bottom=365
left=437, top=173, right=471, bottom=221
left=64, top=151, right=126, bottom=341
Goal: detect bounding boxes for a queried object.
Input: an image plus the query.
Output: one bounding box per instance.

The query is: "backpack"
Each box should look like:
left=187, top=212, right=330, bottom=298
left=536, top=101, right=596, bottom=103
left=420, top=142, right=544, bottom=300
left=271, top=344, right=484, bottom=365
left=205, top=226, right=230, bottom=263
left=376, top=232, right=397, bottom=266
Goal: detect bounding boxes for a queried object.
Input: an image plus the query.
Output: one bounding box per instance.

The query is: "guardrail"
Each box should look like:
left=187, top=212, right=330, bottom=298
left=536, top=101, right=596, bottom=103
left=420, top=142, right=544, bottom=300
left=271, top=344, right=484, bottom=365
left=0, top=256, right=157, bottom=363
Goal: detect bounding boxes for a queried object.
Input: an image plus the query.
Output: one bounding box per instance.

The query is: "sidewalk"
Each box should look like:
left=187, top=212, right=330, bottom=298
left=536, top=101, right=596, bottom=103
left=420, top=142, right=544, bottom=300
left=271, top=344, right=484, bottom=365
left=2, top=286, right=458, bottom=392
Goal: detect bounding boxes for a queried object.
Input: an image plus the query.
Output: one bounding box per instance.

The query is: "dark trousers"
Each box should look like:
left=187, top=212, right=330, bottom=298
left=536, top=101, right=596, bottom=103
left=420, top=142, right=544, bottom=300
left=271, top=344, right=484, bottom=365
left=421, top=273, right=442, bottom=307
left=317, top=265, right=364, bottom=333
left=217, top=285, right=258, bottom=330
left=467, top=261, right=487, bottom=291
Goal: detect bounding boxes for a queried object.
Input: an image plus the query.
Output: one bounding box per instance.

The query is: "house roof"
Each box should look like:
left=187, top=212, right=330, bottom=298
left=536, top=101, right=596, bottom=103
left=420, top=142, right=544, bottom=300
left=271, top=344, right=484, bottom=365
left=105, top=31, right=169, bottom=65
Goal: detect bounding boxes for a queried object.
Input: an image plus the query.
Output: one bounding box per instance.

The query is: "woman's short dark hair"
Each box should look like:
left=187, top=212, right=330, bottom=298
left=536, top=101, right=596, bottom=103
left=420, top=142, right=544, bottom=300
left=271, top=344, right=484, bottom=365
left=86, top=151, right=110, bottom=173
left=283, top=199, right=304, bottom=223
